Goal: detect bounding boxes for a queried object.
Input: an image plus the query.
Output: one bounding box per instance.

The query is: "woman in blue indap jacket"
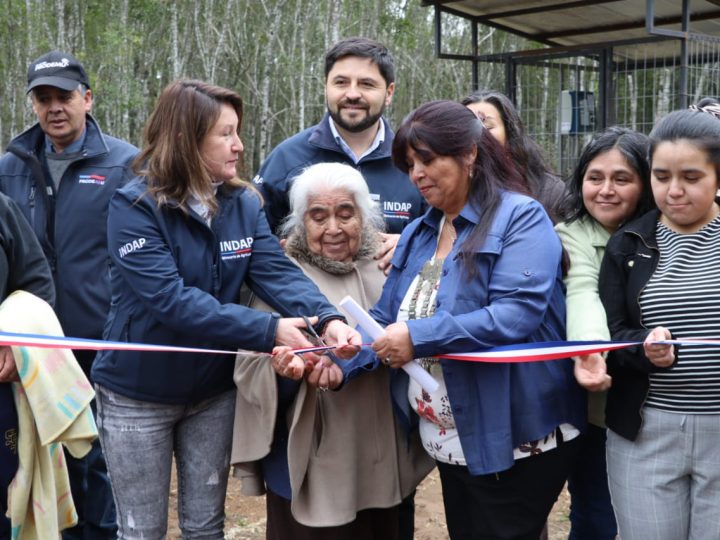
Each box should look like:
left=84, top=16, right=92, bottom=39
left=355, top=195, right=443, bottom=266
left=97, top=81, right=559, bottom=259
left=91, top=80, right=360, bottom=540
left=341, top=101, right=585, bottom=539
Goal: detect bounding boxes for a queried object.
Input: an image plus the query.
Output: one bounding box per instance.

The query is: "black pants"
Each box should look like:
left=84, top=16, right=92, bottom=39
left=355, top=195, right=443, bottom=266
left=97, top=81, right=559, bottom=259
left=266, top=489, right=400, bottom=540
left=438, top=435, right=581, bottom=540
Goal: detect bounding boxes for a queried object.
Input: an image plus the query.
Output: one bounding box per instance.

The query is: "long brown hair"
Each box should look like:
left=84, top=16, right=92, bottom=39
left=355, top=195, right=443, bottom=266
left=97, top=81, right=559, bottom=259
left=134, top=79, right=248, bottom=214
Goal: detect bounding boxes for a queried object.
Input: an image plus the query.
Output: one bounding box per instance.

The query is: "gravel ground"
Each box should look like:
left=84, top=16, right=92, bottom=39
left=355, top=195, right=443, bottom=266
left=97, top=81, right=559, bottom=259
left=168, top=468, right=572, bottom=539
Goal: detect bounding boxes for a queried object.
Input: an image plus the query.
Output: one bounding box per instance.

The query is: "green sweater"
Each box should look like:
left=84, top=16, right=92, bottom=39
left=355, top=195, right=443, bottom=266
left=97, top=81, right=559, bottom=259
left=555, top=216, right=611, bottom=427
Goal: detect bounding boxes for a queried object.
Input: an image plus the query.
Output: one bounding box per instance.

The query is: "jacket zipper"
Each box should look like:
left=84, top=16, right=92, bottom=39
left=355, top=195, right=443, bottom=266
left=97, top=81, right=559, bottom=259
left=29, top=185, right=36, bottom=226
left=625, top=229, right=661, bottom=425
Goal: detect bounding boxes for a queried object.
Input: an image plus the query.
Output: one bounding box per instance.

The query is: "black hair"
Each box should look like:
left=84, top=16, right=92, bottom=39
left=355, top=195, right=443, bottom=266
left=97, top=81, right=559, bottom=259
left=563, top=126, right=653, bottom=225
left=461, top=90, right=554, bottom=199
left=324, top=37, right=395, bottom=86
left=650, top=109, right=720, bottom=178
left=392, top=100, right=528, bottom=278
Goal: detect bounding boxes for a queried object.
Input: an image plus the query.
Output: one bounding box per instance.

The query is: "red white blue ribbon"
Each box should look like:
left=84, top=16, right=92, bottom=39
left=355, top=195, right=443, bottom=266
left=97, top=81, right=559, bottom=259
left=0, top=331, right=711, bottom=363
left=0, top=330, right=331, bottom=356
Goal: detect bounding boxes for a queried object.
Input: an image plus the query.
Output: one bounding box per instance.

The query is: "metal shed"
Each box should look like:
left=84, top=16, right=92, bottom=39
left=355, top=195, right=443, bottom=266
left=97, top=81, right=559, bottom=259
left=423, top=0, right=720, bottom=174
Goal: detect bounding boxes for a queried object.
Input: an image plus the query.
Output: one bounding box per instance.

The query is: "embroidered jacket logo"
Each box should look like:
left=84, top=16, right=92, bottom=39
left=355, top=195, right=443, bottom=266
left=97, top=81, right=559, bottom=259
left=78, top=174, right=107, bottom=185
left=383, top=201, right=412, bottom=220
left=220, top=237, right=253, bottom=260
left=118, top=238, right=146, bottom=258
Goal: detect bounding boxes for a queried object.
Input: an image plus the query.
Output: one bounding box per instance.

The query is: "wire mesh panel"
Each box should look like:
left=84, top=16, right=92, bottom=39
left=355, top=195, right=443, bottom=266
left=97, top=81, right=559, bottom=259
left=515, top=55, right=599, bottom=178
left=511, top=35, right=720, bottom=176
left=611, top=40, right=681, bottom=133
left=687, top=37, right=720, bottom=104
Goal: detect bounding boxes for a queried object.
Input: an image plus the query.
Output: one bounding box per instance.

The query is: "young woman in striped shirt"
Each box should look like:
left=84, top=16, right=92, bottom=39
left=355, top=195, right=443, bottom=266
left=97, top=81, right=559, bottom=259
left=599, top=105, right=720, bottom=540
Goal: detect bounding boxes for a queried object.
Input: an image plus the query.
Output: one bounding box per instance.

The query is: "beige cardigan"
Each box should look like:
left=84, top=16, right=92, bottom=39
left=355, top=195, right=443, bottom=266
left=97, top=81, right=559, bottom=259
left=231, top=258, right=434, bottom=527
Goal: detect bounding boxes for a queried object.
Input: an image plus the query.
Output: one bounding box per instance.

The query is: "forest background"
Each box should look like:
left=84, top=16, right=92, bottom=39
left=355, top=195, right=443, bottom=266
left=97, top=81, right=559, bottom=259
left=0, top=0, right=529, bottom=176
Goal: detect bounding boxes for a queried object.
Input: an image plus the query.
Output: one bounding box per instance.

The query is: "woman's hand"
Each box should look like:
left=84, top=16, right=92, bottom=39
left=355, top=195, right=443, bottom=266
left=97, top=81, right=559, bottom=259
left=0, top=346, right=18, bottom=382
left=275, top=316, right=318, bottom=349
left=306, top=357, right=343, bottom=391
left=270, top=346, right=308, bottom=380
left=322, top=319, right=361, bottom=359
left=371, top=322, right=414, bottom=368
left=643, top=326, right=675, bottom=368
left=375, top=233, right=399, bottom=276
left=573, top=353, right=611, bottom=392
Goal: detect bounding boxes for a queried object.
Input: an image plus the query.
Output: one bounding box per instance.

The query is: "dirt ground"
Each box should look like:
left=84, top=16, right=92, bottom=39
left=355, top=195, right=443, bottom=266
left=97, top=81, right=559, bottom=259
left=168, top=468, right=571, bottom=539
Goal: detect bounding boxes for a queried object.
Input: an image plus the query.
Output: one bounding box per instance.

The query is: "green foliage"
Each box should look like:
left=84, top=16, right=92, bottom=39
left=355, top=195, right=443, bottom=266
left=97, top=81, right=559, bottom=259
left=0, top=0, right=522, bottom=173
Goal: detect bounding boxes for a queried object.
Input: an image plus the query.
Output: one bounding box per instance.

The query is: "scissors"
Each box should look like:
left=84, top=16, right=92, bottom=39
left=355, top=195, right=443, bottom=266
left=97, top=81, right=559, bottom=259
left=300, top=315, right=338, bottom=362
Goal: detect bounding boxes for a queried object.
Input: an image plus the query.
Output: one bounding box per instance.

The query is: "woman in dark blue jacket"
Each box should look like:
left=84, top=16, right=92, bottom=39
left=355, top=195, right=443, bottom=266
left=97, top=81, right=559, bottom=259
left=91, top=80, right=358, bottom=539
left=344, top=101, right=585, bottom=539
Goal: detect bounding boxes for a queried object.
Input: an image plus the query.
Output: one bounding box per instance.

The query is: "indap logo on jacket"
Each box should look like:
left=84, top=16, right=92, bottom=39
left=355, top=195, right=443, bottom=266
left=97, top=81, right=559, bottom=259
left=118, top=237, right=146, bottom=258
left=383, top=200, right=412, bottom=220
left=220, top=237, right=254, bottom=260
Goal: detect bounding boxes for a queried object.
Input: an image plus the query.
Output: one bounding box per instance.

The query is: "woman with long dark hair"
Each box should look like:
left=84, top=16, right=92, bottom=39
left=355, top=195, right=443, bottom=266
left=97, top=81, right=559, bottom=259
left=461, top=90, right=565, bottom=221
left=340, top=100, right=585, bottom=539
left=556, top=126, right=653, bottom=540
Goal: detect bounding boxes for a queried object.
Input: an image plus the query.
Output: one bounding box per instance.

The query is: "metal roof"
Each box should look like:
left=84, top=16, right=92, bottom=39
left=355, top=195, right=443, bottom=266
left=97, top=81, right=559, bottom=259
left=423, top=0, right=720, bottom=54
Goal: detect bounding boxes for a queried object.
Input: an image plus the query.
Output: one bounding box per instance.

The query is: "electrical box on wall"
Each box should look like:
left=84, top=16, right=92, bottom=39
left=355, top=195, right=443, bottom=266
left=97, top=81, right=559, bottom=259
left=560, top=90, right=596, bottom=134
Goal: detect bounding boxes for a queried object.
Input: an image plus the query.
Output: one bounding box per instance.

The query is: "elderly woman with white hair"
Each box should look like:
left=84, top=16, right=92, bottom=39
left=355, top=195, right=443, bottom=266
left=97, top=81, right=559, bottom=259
left=231, top=162, right=432, bottom=540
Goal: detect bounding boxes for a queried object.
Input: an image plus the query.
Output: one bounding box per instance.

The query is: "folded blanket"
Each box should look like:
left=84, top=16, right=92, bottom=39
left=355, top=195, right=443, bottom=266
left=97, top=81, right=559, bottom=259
left=1, top=291, right=96, bottom=540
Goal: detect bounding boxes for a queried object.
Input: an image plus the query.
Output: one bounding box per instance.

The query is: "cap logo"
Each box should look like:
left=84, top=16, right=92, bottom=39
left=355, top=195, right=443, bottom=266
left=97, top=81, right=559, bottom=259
left=34, top=58, right=71, bottom=71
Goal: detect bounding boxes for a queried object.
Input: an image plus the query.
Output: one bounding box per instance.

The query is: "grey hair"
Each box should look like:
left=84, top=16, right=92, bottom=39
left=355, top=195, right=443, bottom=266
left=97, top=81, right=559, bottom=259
left=280, top=162, right=385, bottom=239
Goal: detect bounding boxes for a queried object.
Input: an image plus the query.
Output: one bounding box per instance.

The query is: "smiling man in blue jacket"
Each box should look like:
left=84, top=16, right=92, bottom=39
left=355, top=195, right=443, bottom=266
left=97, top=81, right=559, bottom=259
left=253, top=37, right=425, bottom=273
left=0, top=50, right=138, bottom=540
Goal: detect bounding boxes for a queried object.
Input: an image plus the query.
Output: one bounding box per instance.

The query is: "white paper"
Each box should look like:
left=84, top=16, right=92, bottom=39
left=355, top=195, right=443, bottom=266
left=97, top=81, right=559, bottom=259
left=339, top=296, right=439, bottom=393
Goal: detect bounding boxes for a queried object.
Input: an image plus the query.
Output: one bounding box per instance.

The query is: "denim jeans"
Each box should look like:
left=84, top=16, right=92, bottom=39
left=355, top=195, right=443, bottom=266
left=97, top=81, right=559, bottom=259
left=96, top=385, right=235, bottom=540
left=567, top=424, right=617, bottom=540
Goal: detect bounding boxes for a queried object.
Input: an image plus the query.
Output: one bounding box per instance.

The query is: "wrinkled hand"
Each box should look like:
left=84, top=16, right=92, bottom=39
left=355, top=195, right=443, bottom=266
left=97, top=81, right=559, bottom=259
left=371, top=322, right=414, bottom=368
left=322, top=319, right=361, bottom=359
left=644, top=326, right=675, bottom=368
left=275, top=316, right=318, bottom=349
left=306, top=356, right=343, bottom=391
left=573, top=353, right=611, bottom=392
left=375, top=233, right=400, bottom=276
left=271, top=346, right=309, bottom=380
left=0, top=346, right=18, bottom=382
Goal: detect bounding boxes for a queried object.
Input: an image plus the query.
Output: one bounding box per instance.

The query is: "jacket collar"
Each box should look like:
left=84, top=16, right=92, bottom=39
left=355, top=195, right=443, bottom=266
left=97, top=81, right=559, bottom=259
left=579, top=215, right=612, bottom=248
left=419, top=191, right=519, bottom=234
left=619, top=208, right=661, bottom=249
left=7, top=114, right=110, bottom=160
left=308, top=113, right=395, bottom=161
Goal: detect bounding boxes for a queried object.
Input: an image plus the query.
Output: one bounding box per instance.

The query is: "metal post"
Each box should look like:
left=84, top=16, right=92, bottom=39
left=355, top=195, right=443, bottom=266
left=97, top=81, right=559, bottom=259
left=472, top=19, right=479, bottom=90
left=434, top=5, right=442, bottom=58
left=505, top=58, right=516, bottom=102
left=679, top=0, right=690, bottom=108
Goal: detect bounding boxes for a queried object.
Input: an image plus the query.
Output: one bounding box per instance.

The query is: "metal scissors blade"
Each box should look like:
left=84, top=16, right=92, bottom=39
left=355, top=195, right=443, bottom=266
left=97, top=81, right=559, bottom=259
left=301, top=315, right=326, bottom=347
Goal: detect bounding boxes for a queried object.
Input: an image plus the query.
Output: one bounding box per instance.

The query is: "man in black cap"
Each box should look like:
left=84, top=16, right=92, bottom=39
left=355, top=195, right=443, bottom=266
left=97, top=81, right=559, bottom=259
left=0, top=50, right=138, bottom=540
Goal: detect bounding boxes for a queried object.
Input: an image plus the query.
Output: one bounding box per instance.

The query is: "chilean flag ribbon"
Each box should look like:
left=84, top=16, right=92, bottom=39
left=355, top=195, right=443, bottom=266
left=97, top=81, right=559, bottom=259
left=0, top=331, right=713, bottom=363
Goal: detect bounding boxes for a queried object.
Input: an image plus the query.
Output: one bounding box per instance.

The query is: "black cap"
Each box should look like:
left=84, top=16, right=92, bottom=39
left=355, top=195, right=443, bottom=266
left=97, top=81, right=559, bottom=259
left=26, top=51, right=90, bottom=94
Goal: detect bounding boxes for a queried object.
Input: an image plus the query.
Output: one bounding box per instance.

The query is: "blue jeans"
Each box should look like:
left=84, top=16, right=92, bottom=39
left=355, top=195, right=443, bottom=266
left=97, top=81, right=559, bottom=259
left=0, top=384, right=18, bottom=540
left=96, top=385, right=235, bottom=540
left=567, top=424, right=617, bottom=540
